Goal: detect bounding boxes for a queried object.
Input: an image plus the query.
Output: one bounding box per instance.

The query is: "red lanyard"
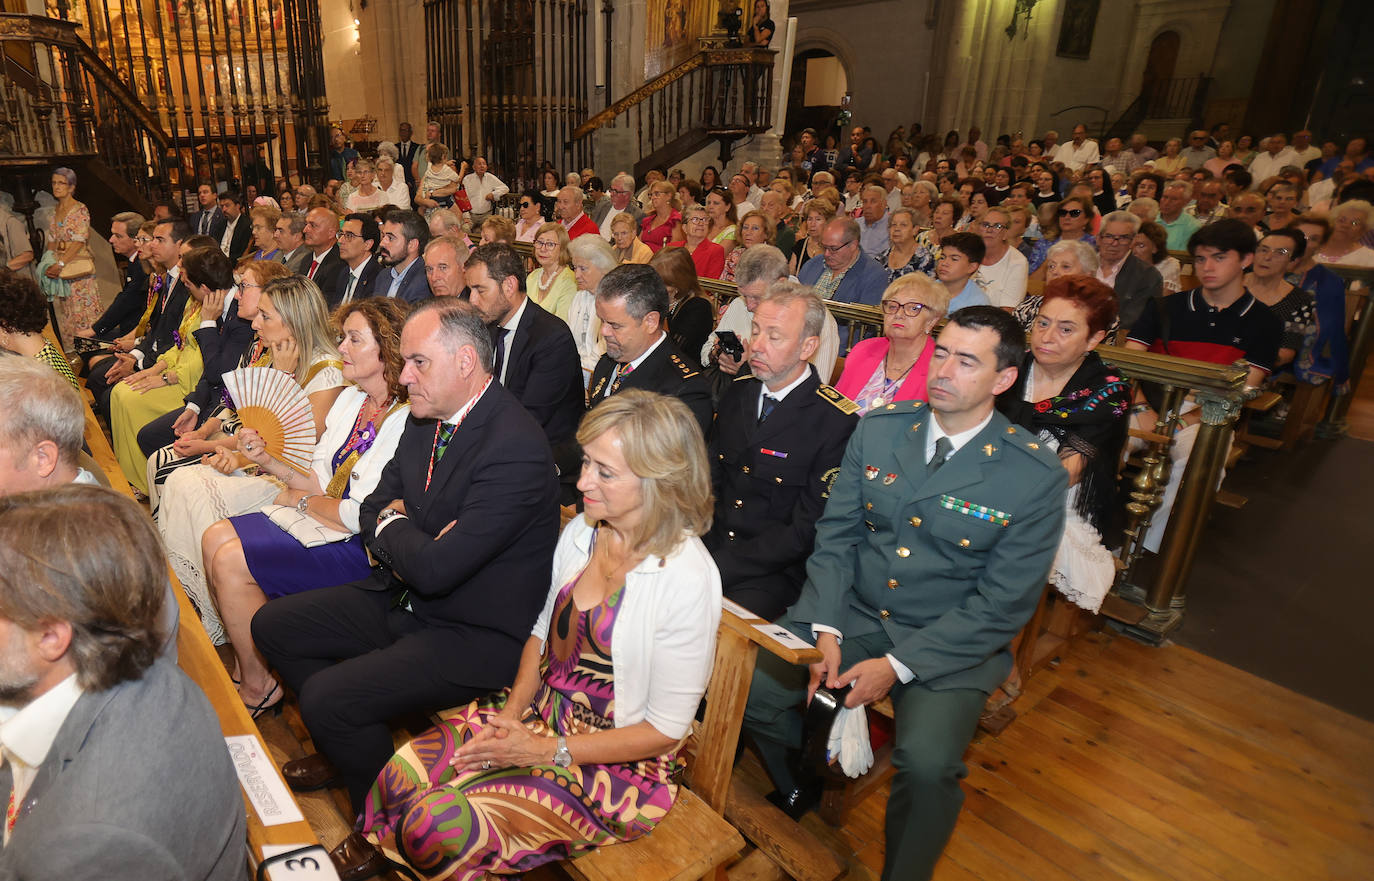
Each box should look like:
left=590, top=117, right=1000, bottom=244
left=424, top=378, right=490, bottom=491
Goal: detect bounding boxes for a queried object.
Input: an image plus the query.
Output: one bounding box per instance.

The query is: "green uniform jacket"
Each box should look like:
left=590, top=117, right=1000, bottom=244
left=791, top=400, right=1068, bottom=693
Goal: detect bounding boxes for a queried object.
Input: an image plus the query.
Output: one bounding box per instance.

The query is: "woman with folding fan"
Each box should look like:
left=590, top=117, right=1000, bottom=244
left=157, top=274, right=346, bottom=646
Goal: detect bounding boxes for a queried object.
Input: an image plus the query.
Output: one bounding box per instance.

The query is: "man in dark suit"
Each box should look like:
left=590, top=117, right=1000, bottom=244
left=301, top=205, right=346, bottom=295
left=466, top=242, right=584, bottom=472
left=375, top=207, right=432, bottom=302
left=216, top=191, right=252, bottom=262
left=188, top=183, right=225, bottom=239
left=706, top=283, right=858, bottom=620
left=138, top=247, right=252, bottom=456
left=333, top=212, right=384, bottom=307
left=587, top=263, right=713, bottom=432
left=0, top=486, right=245, bottom=880
left=1096, top=210, right=1163, bottom=331
left=396, top=121, right=421, bottom=191
left=743, top=307, right=1067, bottom=881
left=274, top=214, right=312, bottom=275
left=83, top=210, right=148, bottom=341
left=252, top=298, right=559, bottom=815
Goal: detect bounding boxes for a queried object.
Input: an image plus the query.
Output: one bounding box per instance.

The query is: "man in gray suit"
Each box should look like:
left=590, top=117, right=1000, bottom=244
left=0, top=485, right=245, bottom=879
left=1095, top=210, right=1163, bottom=332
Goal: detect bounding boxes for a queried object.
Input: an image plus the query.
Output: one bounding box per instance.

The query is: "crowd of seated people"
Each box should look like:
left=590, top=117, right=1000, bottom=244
left=2, top=112, right=1370, bottom=881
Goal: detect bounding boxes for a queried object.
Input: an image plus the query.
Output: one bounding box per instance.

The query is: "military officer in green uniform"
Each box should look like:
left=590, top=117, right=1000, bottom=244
left=705, top=282, right=859, bottom=620
left=743, top=305, right=1068, bottom=881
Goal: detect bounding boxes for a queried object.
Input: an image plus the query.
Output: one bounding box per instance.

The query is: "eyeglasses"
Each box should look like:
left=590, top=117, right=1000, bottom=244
left=135, top=236, right=152, bottom=244
left=881, top=300, right=931, bottom=317
left=821, top=240, right=856, bottom=254
left=534, top=240, right=559, bottom=249
left=1058, top=208, right=1084, bottom=218
left=337, top=230, right=363, bottom=241
left=980, top=222, right=1008, bottom=231
left=1100, top=232, right=1133, bottom=244
left=520, top=201, right=534, bottom=208
left=1256, top=245, right=1292, bottom=258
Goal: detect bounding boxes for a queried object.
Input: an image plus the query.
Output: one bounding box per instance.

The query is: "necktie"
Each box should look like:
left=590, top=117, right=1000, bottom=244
left=928, top=436, right=953, bottom=476
left=609, top=361, right=634, bottom=394
left=758, top=393, right=777, bottom=425
left=343, top=272, right=358, bottom=304
left=199, top=212, right=209, bottom=234
left=434, top=422, right=456, bottom=464
left=492, top=327, right=509, bottom=381
left=308, top=258, right=320, bottom=279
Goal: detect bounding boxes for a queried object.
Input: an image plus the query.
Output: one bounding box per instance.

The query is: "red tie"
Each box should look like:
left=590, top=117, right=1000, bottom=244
left=307, top=259, right=319, bottom=279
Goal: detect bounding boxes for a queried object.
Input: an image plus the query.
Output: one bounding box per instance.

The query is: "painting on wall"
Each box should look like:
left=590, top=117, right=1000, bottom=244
left=644, top=0, right=717, bottom=79
left=1056, top=0, right=1100, bottom=60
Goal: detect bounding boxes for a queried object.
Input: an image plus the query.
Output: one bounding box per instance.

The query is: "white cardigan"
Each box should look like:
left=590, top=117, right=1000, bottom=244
left=532, top=515, right=721, bottom=740
left=310, top=385, right=409, bottom=533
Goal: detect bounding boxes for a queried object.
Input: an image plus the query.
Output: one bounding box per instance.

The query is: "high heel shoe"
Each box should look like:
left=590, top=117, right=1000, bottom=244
left=243, top=681, right=283, bottom=719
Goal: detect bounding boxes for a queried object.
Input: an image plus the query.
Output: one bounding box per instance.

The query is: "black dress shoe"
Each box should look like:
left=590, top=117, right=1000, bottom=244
left=765, top=779, right=822, bottom=821
left=281, top=753, right=340, bottom=791
left=329, top=832, right=392, bottom=881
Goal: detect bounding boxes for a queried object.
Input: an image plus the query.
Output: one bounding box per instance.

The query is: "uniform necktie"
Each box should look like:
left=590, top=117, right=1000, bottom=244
left=928, top=436, right=953, bottom=476
left=609, top=361, right=634, bottom=394
left=758, top=393, right=777, bottom=425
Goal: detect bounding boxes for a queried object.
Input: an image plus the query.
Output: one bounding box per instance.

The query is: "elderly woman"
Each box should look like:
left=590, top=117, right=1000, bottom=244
left=249, top=205, right=282, bottom=261
left=109, top=246, right=227, bottom=494
left=789, top=197, right=836, bottom=275
left=158, top=275, right=346, bottom=644
left=515, top=189, right=544, bottom=242
left=722, top=210, right=774, bottom=282
left=1012, top=239, right=1100, bottom=331
left=478, top=215, right=517, bottom=245
left=1128, top=172, right=1165, bottom=204
left=1291, top=217, right=1351, bottom=387
left=1151, top=138, right=1188, bottom=176
left=649, top=245, right=714, bottom=359
left=375, top=155, right=411, bottom=209
left=0, top=268, right=80, bottom=388
left=610, top=212, right=654, bottom=264
left=639, top=181, right=683, bottom=252
left=901, top=179, right=938, bottom=228
left=1132, top=220, right=1181, bottom=293
left=1204, top=141, right=1240, bottom=179
left=528, top=222, right=577, bottom=321
left=915, top=195, right=961, bottom=259
left=145, top=259, right=293, bottom=515
left=704, top=187, right=739, bottom=255
left=1248, top=229, right=1316, bottom=370
left=668, top=204, right=726, bottom=280
left=40, top=167, right=100, bottom=346
left=999, top=276, right=1129, bottom=614
left=199, top=298, right=412, bottom=717
left=351, top=390, right=720, bottom=881
left=834, top=273, right=948, bottom=415
left=879, top=206, right=935, bottom=281
left=1316, top=200, right=1374, bottom=266
left=1028, top=195, right=1096, bottom=274
left=346, top=159, right=390, bottom=212
left=568, top=235, right=613, bottom=385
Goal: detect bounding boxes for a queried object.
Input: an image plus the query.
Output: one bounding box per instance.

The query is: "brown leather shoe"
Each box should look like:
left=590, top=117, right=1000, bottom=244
left=281, top=753, right=340, bottom=791
left=329, top=832, right=391, bottom=881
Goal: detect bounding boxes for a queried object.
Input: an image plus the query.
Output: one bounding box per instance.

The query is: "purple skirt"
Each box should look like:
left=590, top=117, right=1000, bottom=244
left=229, top=512, right=374, bottom=598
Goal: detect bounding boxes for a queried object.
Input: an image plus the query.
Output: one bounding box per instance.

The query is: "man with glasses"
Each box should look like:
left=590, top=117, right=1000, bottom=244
left=1158, top=180, right=1202, bottom=251
left=858, top=185, right=891, bottom=257
left=798, top=217, right=888, bottom=306
left=1181, top=130, right=1217, bottom=170
left=1187, top=180, right=1229, bottom=226
left=334, top=212, right=383, bottom=306
left=377, top=208, right=432, bottom=302
left=1095, top=210, right=1161, bottom=330
left=595, top=172, right=642, bottom=240
left=935, top=231, right=991, bottom=313
left=293, top=184, right=316, bottom=216
left=975, top=207, right=1028, bottom=309
left=705, top=282, right=858, bottom=621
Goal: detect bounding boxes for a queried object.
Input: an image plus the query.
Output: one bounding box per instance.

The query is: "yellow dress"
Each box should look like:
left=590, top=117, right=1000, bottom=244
left=111, top=301, right=204, bottom=493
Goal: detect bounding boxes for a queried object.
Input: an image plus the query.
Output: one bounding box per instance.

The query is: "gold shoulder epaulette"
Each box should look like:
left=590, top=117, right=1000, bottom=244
left=870, top=398, right=925, bottom=415
left=733, top=372, right=755, bottom=382
left=816, top=384, right=860, bottom=414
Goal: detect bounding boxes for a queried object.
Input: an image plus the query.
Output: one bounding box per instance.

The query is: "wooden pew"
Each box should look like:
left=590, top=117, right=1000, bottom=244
left=73, top=347, right=322, bottom=869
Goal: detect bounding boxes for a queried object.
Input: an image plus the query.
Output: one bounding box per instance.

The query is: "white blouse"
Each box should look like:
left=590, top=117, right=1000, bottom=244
left=310, top=385, right=410, bottom=533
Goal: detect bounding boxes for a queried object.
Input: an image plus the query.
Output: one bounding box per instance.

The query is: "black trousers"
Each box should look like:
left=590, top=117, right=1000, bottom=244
left=137, top=407, right=183, bottom=458
left=251, top=583, right=520, bottom=810
left=723, top=572, right=802, bottom=623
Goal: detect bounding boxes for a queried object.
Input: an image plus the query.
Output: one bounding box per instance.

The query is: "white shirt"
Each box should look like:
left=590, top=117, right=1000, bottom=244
left=1248, top=147, right=1300, bottom=185
left=495, top=297, right=528, bottom=386
left=811, top=409, right=995, bottom=684
left=381, top=175, right=412, bottom=210
left=310, top=386, right=411, bottom=532
left=219, top=214, right=241, bottom=256
left=462, top=172, right=509, bottom=214
left=977, top=246, right=1029, bottom=308
left=1053, top=139, right=1101, bottom=172
left=0, top=674, right=83, bottom=844
left=131, top=264, right=181, bottom=368
left=756, top=365, right=811, bottom=419
left=599, top=205, right=630, bottom=242
left=1096, top=252, right=1130, bottom=288
left=614, top=331, right=666, bottom=385
left=341, top=259, right=370, bottom=305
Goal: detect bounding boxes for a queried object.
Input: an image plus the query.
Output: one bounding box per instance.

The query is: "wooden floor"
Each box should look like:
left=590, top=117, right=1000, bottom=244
left=255, top=628, right=1374, bottom=881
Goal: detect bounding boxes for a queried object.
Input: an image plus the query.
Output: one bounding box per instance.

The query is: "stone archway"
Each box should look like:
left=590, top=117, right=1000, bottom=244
left=784, top=29, right=856, bottom=141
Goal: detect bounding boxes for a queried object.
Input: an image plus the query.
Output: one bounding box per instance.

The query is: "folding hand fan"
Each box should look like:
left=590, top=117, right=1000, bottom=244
left=222, top=366, right=315, bottom=474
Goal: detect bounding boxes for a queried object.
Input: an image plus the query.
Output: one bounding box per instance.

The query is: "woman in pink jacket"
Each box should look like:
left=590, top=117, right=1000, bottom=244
left=834, top=273, right=950, bottom=415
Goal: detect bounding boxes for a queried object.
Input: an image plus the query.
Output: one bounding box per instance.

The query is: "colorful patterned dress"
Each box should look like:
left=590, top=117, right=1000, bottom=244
left=359, top=574, right=680, bottom=880
left=50, top=202, right=102, bottom=346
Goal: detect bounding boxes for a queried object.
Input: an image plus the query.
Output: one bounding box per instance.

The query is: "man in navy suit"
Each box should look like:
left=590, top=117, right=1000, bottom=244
left=252, top=298, right=559, bottom=812
left=215, top=191, right=253, bottom=262
left=301, top=206, right=347, bottom=296
left=188, top=183, right=224, bottom=239
left=465, top=242, right=584, bottom=476
left=376, top=208, right=432, bottom=302
left=82, top=211, right=149, bottom=341
left=396, top=122, right=421, bottom=191
left=333, top=212, right=385, bottom=307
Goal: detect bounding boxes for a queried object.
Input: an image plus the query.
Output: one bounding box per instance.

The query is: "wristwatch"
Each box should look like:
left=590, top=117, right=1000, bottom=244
left=376, top=507, right=404, bottom=526
left=296, top=494, right=316, bottom=514
left=552, top=736, right=572, bottom=768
